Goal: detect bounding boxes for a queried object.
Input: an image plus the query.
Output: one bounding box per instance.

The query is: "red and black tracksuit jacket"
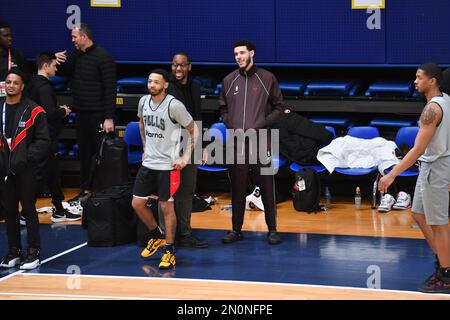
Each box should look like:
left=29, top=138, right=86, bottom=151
left=0, top=98, right=50, bottom=178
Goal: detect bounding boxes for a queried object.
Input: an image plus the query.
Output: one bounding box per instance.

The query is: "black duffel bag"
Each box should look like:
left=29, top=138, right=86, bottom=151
left=89, top=133, right=130, bottom=193
left=82, top=182, right=137, bottom=247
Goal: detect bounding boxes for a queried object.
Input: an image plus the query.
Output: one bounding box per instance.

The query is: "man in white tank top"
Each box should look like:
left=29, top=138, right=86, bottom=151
left=132, top=69, right=198, bottom=270
left=379, top=63, right=450, bottom=294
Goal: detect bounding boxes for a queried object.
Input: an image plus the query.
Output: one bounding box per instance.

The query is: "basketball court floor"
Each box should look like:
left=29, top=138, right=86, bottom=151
left=0, top=191, right=449, bottom=300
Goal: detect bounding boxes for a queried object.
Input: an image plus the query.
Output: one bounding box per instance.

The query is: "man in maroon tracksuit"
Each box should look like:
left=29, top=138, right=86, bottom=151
left=219, top=40, right=287, bottom=245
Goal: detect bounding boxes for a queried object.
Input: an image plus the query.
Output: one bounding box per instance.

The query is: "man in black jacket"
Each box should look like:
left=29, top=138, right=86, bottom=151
left=0, top=68, right=50, bottom=270
left=219, top=40, right=287, bottom=245
left=57, top=23, right=116, bottom=200
left=159, top=52, right=207, bottom=248
left=0, top=21, right=28, bottom=98
left=28, top=52, right=80, bottom=223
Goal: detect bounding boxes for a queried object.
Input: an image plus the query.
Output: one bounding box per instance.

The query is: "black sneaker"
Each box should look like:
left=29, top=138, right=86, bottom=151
left=268, top=231, right=281, bottom=245
left=222, top=231, right=243, bottom=244
left=417, top=271, right=450, bottom=294
left=20, top=248, right=40, bottom=270
left=67, top=190, right=89, bottom=203
left=0, top=247, right=21, bottom=268
left=177, top=235, right=208, bottom=248
left=51, top=209, right=82, bottom=223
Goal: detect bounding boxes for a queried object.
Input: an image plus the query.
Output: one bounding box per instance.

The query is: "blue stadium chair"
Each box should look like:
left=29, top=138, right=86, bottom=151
left=290, top=126, right=336, bottom=173
left=214, top=83, right=223, bottom=95
left=117, top=77, right=148, bottom=93
left=123, top=121, right=143, bottom=164
left=369, top=118, right=414, bottom=129
left=384, top=126, right=419, bottom=177
left=67, top=112, right=76, bottom=127
left=304, top=80, right=358, bottom=97
left=310, top=117, right=352, bottom=128
left=67, top=143, right=79, bottom=159
left=198, top=122, right=228, bottom=172
left=334, top=126, right=380, bottom=175
left=57, top=142, right=67, bottom=157
left=365, top=81, right=414, bottom=97
left=49, top=76, right=68, bottom=92
left=279, top=80, right=308, bottom=96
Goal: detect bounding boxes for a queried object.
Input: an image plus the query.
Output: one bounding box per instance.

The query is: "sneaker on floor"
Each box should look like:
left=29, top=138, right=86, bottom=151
left=51, top=209, right=82, bottom=223
left=417, top=272, right=450, bottom=294
left=19, top=214, right=26, bottom=226
left=19, top=248, right=40, bottom=270
left=67, top=190, right=89, bottom=203
left=393, top=191, right=411, bottom=210
left=141, top=238, right=166, bottom=258
left=159, top=250, right=176, bottom=270
left=0, top=247, right=21, bottom=268
left=268, top=231, right=281, bottom=245
left=378, top=194, right=396, bottom=213
left=177, top=235, right=208, bottom=248
left=222, top=230, right=243, bottom=244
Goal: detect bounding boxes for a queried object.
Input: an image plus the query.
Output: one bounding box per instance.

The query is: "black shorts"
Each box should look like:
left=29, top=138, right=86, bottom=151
left=133, top=166, right=180, bottom=201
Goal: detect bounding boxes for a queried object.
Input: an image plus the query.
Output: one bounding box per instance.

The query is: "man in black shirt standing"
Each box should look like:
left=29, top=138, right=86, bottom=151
left=0, top=21, right=28, bottom=100
left=161, top=52, right=208, bottom=248
left=28, top=52, right=80, bottom=223
left=57, top=23, right=116, bottom=201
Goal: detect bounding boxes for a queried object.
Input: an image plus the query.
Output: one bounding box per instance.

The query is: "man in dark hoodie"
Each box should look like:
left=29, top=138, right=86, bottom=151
left=158, top=52, right=208, bottom=248
left=28, top=52, right=80, bottom=223
left=0, top=21, right=28, bottom=97
left=219, top=40, right=287, bottom=245
left=0, top=68, right=50, bottom=270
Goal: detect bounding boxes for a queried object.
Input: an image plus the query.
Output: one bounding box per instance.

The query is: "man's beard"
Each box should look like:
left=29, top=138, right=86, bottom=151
left=150, top=88, right=164, bottom=96
left=239, top=56, right=252, bottom=70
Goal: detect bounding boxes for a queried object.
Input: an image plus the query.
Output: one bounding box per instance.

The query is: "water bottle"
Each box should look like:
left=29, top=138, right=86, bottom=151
left=371, top=175, right=379, bottom=209
left=355, top=186, right=362, bottom=209
left=324, top=186, right=331, bottom=209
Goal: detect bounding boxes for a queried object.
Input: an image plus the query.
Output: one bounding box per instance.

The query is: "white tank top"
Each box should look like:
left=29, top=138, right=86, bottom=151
left=141, top=95, right=183, bottom=170
left=419, top=93, right=450, bottom=162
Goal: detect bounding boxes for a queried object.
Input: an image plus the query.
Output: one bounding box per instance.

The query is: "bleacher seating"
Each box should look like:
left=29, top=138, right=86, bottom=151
left=304, top=80, right=358, bottom=97
left=49, top=76, right=68, bottom=92
left=117, top=77, right=148, bottom=93
left=365, top=81, right=414, bottom=97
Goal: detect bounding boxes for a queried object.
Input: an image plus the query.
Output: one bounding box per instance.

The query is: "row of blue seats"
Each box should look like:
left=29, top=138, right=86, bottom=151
left=215, top=80, right=419, bottom=97
left=310, top=117, right=420, bottom=130
left=50, top=76, right=420, bottom=98
left=122, top=121, right=419, bottom=179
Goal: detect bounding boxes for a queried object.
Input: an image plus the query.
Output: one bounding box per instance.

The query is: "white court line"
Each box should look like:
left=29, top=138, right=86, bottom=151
left=16, top=272, right=450, bottom=298
left=0, top=242, right=87, bottom=284
left=41, top=242, right=87, bottom=264
left=0, top=292, right=168, bottom=300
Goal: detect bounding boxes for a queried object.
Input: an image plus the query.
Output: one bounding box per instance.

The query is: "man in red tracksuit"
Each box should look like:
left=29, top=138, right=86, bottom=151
left=219, top=40, right=287, bottom=245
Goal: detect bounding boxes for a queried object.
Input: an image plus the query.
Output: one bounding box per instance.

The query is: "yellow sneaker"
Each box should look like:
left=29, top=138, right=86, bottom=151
left=141, top=238, right=166, bottom=258
left=159, top=250, right=176, bottom=270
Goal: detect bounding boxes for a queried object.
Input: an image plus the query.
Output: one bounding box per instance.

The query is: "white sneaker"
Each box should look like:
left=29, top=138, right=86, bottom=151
left=393, top=191, right=411, bottom=210
left=378, top=194, right=395, bottom=212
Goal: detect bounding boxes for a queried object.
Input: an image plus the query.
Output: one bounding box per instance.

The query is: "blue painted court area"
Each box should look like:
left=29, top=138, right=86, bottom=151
left=0, top=224, right=435, bottom=292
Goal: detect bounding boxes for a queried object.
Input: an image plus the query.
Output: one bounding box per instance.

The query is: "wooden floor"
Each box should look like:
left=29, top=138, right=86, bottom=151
left=35, top=189, right=424, bottom=239
left=1, top=188, right=448, bottom=301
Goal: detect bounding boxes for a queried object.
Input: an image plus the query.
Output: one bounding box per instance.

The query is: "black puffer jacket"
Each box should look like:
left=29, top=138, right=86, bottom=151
left=60, top=43, right=116, bottom=119
left=0, top=97, right=50, bottom=178
left=272, top=111, right=333, bottom=164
